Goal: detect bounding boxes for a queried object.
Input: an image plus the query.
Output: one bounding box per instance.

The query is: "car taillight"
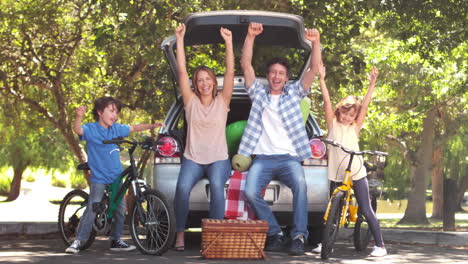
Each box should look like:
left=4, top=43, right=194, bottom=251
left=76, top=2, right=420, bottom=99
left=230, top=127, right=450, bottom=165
left=154, top=135, right=181, bottom=164
left=303, top=138, right=327, bottom=166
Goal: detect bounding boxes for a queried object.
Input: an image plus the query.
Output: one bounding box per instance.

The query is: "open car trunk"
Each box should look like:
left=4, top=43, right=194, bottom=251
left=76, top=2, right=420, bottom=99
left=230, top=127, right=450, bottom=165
left=161, top=10, right=313, bottom=98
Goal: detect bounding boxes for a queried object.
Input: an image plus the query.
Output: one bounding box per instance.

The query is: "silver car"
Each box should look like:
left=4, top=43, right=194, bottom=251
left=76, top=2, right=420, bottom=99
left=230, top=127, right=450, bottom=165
left=149, top=10, right=329, bottom=240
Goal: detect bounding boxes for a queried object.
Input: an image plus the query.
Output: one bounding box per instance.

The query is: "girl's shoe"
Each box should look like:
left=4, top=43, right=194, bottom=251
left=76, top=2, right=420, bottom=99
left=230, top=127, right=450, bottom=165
left=370, top=246, right=387, bottom=257
left=311, top=243, right=322, bottom=253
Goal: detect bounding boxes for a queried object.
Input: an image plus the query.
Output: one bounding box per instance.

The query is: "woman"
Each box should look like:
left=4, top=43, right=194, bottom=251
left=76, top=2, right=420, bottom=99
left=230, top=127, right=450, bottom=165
left=173, top=24, right=234, bottom=251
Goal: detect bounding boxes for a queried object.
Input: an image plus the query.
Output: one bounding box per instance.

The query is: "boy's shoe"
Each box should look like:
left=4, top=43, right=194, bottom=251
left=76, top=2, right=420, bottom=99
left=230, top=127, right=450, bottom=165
left=264, top=234, right=285, bottom=252
left=369, top=246, right=387, bottom=257
left=311, top=243, right=322, bottom=253
left=65, top=240, right=81, bottom=254
left=288, top=235, right=305, bottom=255
left=110, top=239, right=136, bottom=252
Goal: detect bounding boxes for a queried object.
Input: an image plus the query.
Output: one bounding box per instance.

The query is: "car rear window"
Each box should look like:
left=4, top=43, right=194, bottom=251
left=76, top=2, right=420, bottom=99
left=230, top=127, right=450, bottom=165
left=183, top=44, right=309, bottom=80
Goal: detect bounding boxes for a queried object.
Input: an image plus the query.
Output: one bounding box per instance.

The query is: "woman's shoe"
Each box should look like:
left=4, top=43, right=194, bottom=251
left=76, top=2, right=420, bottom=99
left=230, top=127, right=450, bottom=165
left=174, top=245, right=185, bottom=252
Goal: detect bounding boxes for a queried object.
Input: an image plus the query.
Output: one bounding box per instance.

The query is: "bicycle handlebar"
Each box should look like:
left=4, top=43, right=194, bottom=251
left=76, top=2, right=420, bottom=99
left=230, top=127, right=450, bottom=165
left=103, top=137, right=163, bottom=150
left=320, top=138, right=388, bottom=157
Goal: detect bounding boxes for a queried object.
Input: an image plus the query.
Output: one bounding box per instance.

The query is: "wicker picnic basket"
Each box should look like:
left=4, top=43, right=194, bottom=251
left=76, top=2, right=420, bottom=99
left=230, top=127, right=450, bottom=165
left=201, top=218, right=269, bottom=259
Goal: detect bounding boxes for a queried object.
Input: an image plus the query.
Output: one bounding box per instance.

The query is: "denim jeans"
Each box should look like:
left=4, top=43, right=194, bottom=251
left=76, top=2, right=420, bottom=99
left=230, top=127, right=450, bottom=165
left=174, top=158, right=231, bottom=232
left=244, top=154, right=308, bottom=238
left=76, top=182, right=126, bottom=241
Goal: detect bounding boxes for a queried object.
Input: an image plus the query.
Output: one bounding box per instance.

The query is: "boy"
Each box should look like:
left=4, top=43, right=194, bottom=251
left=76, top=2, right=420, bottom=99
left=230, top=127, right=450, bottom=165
left=65, top=96, right=164, bottom=254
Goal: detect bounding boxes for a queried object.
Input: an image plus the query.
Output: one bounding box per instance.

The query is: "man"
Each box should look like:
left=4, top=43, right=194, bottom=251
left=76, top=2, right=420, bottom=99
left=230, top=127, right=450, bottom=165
left=238, top=22, right=321, bottom=256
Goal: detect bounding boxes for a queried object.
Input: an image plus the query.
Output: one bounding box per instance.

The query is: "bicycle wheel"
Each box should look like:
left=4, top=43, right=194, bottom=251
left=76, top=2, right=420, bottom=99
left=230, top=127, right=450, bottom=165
left=58, top=190, right=96, bottom=250
left=353, top=195, right=378, bottom=251
left=321, top=191, right=345, bottom=260
left=130, top=189, right=175, bottom=255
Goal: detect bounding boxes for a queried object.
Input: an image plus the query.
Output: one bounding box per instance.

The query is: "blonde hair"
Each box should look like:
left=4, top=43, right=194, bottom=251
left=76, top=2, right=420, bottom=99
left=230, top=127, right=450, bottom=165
left=192, top=66, right=218, bottom=98
left=334, top=96, right=362, bottom=122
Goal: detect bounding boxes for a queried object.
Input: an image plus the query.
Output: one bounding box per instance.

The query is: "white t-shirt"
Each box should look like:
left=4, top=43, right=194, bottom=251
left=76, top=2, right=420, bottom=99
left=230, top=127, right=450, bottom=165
left=327, top=118, right=367, bottom=182
left=253, top=94, right=298, bottom=156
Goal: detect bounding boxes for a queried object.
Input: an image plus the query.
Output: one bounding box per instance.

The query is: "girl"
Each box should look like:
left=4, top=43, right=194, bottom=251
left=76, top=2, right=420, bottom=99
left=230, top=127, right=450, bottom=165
left=173, top=24, right=234, bottom=251
left=318, top=63, right=387, bottom=257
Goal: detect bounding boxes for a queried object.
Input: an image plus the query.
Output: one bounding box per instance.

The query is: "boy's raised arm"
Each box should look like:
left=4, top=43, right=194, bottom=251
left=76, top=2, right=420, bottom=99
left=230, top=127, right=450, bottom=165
left=130, top=122, right=165, bottom=133
left=73, top=106, right=86, bottom=136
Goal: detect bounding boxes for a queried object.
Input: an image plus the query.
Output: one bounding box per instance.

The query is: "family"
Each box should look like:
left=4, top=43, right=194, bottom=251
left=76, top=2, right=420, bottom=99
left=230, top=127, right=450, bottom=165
left=66, top=21, right=386, bottom=258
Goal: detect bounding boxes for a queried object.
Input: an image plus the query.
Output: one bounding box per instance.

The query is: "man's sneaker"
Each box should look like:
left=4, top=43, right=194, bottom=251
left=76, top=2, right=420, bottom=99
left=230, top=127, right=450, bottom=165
left=264, top=234, right=285, bottom=252
left=65, top=240, right=81, bottom=254
left=369, top=246, right=387, bottom=257
left=110, top=239, right=136, bottom=252
left=311, top=243, right=322, bottom=253
left=288, top=235, right=305, bottom=255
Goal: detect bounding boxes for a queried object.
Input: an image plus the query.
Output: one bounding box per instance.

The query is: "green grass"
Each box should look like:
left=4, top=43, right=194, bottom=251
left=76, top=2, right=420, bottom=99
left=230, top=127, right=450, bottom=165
left=379, top=218, right=468, bottom=230
left=377, top=199, right=468, bottom=229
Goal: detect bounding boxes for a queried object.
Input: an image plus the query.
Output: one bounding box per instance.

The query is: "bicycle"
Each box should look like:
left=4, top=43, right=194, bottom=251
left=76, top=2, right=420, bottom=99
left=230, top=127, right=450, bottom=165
left=58, top=137, right=176, bottom=255
left=320, top=138, right=388, bottom=260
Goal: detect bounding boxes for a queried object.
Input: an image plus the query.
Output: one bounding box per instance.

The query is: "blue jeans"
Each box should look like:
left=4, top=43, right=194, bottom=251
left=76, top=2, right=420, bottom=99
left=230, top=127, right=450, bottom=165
left=76, top=182, right=126, bottom=241
left=174, top=158, right=231, bottom=232
left=244, top=154, right=308, bottom=238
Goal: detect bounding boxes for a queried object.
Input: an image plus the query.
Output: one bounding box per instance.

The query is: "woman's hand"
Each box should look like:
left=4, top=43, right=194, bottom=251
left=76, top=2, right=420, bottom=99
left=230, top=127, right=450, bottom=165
left=175, top=24, right=186, bottom=40
left=220, top=27, right=232, bottom=44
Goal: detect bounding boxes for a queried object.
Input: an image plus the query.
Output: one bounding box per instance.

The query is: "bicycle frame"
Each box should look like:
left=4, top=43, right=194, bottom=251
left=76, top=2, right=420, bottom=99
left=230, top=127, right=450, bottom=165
left=104, top=141, right=148, bottom=223
left=323, top=153, right=356, bottom=227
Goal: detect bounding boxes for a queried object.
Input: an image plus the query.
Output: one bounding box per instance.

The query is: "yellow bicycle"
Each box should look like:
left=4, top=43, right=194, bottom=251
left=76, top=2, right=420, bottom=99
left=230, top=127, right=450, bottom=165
left=320, top=138, right=388, bottom=259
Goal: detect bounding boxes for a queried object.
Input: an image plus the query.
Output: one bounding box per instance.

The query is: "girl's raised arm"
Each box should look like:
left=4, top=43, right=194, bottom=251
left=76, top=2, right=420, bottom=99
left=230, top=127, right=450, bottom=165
left=175, top=24, right=195, bottom=106
left=355, top=66, right=378, bottom=132
left=220, top=27, right=234, bottom=105
left=318, top=62, right=334, bottom=132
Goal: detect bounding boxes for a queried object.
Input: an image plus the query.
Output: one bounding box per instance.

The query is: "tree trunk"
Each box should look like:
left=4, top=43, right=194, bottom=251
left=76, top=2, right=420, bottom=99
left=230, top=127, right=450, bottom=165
left=431, top=146, right=444, bottom=219
left=59, top=125, right=90, bottom=185
left=398, top=109, right=437, bottom=225
left=5, top=163, right=29, bottom=202
left=456, top=172, right=468, bottom=212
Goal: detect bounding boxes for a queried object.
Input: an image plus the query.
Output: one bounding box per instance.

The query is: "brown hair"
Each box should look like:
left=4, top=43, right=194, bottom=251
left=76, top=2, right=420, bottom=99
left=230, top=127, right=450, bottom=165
left=334, top=96, right=362, bottom=122
left=192, top=66, right=218, bottom=98
left=266, top=57, right=291, bottom=78
left=92, top=96, right=122, bottom=121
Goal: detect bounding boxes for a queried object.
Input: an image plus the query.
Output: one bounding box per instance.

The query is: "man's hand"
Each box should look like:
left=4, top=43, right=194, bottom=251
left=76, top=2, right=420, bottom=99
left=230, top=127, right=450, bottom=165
left=76, top=106, right=86, bottom=118
left=247, top=22, right=263, bottom=37
left=305, top=28, right=320, bottom=44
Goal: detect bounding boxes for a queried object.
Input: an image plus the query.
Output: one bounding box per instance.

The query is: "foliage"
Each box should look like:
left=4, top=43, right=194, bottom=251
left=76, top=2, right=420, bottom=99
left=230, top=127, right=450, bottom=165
left=51, top=174, right=67, bottom=188
left=0, top=0, right=466, bottom=218
left=0, top=174, right=12, bottom=195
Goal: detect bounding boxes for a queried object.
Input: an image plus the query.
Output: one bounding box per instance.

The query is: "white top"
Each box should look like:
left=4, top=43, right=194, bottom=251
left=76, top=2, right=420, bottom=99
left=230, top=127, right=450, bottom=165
left=253, top=94, right=298, bottom=156
left=327, top=118, right=367, bottom=182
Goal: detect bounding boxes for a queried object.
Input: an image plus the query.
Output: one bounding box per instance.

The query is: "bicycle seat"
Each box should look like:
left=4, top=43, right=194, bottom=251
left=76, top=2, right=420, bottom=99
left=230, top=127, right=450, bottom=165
left=77, top=162, right=90, bottom=170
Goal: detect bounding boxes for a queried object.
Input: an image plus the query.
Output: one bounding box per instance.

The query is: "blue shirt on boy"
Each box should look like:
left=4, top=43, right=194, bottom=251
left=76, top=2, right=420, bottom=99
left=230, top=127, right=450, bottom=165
left=80, top=122, right=130, bottom=184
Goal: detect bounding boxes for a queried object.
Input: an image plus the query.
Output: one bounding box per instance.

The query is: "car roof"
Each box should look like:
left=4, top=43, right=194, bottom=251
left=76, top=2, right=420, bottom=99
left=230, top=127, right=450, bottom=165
left=161, top=10, right=313, bottom=98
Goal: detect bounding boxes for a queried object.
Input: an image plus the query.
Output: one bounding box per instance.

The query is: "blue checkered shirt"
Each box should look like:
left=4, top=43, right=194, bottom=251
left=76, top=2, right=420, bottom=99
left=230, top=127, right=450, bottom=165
left=238, top=79, right=312, bottom=161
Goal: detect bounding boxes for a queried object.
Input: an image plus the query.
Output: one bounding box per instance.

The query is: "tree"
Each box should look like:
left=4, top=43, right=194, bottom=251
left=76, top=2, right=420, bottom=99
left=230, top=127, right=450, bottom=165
left=0, top=99, right=72, bottom=201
